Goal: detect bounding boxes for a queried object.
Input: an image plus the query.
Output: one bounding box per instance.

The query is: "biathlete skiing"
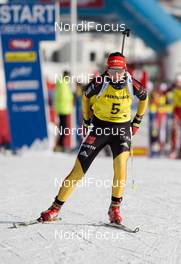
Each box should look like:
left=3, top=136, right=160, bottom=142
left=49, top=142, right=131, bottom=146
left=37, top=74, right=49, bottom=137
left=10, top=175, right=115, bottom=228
left=38, top=51, right=148, bottom=225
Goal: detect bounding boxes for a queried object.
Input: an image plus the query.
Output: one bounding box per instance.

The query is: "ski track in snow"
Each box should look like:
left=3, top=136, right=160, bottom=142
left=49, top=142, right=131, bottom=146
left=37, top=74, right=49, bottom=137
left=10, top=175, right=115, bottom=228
left=0, top=152, right=181, bottom=264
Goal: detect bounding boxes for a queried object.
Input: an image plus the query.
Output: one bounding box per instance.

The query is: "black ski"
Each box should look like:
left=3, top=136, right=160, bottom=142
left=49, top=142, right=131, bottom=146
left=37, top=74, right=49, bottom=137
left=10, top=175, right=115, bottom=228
left=11, top=217, right=62, bottom=228
left=103, top=222, right=139, bottom=233
left=11, top=219, right=139, bottom=233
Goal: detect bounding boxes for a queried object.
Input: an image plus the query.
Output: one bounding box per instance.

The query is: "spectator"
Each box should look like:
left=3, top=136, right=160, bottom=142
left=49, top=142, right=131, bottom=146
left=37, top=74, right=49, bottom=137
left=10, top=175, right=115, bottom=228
left=53, top=71, right=73, bottom=152
left=170, top=74, right=181, bottom=159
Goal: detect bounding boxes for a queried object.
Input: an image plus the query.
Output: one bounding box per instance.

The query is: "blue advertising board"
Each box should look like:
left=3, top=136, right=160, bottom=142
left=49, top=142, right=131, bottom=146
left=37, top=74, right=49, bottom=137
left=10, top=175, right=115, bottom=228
left=0, top=3, right=57, bottom=150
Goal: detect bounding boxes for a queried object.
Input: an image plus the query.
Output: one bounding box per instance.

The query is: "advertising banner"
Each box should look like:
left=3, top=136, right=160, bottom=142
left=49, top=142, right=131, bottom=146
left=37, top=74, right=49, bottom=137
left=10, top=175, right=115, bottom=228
left=0, top=3, right=56, bottom=150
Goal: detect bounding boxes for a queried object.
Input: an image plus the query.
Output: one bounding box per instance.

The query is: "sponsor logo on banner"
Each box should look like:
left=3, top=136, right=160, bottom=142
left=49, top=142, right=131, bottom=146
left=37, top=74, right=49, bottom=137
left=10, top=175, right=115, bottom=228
left=11, top=92, right=37, bottom=102
left=61, top=0, right=103, bottom=8
left=10, top=66, right=32, bottom=79
left=7, top=80, right=39, bottom=90
left=9, top=39, right=33, bottom=50
left=5, top=52, right=37, bottom=62
left=12, top=104, right=40, bottom=113
left=0, top=4, right=56, bottom=40
left=0, top=5, right=55, bottom=24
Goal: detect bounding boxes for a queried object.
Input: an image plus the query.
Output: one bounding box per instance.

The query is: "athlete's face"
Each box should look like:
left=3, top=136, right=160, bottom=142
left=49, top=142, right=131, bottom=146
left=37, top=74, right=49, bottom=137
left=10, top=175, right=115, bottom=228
left=107, top=68, right=126, bottom=82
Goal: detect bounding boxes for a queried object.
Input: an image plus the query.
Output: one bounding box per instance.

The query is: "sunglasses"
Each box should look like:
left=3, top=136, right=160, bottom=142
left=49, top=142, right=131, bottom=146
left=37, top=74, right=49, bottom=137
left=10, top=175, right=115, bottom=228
left=107, top=68, right=125, bottom=75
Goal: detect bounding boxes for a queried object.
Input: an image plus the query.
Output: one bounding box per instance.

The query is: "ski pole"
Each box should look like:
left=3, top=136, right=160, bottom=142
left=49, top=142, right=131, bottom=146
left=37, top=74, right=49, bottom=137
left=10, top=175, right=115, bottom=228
left=121, top=28, right=130, bottom=55
left=130, top=137, right=136, bottom=191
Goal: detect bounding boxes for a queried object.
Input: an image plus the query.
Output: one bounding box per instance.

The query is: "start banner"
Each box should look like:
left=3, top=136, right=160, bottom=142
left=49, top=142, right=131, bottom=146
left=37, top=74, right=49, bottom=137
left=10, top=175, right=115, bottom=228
left=0, top=3, right=57, bottom=150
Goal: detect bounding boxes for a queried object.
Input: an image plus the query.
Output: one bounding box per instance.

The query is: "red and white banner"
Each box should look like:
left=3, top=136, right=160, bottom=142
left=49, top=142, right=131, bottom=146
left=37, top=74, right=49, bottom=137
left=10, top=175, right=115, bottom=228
left=9, top=39, right=33, bottom=50
left=60, top=0, right=104, bottom=8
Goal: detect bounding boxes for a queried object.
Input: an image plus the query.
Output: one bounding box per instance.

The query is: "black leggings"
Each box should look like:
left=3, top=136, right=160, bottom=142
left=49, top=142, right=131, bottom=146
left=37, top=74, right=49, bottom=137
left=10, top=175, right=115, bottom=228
left=78, top=118, right=131, bottom=173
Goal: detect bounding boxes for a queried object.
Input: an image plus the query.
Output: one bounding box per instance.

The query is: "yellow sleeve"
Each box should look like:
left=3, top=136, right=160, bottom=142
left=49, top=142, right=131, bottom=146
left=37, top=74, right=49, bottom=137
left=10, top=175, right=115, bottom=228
left=136, top=95, right=148, bottom=116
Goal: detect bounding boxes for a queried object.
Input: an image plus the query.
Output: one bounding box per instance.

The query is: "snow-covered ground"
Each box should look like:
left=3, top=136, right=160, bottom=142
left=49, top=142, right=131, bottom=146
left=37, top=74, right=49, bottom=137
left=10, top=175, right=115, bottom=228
left=0, top=152, right=181, bottom=264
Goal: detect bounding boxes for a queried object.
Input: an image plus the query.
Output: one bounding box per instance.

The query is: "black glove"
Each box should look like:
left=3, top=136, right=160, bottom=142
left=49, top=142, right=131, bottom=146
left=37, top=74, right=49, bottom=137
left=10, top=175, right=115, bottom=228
left=131, top=114, right=143, bottom=136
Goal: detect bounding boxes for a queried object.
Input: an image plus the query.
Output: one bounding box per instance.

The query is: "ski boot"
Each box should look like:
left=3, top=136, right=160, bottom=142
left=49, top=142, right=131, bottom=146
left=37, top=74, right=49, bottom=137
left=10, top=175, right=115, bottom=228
left=108, top=201, right=122, bottom=224
left=39, top=197, right=63, bottom=222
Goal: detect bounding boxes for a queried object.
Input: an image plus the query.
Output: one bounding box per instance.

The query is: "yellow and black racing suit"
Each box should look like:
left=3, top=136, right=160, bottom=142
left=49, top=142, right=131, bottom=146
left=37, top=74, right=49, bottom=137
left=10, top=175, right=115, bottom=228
left=55, top=73, right=148, bottom=205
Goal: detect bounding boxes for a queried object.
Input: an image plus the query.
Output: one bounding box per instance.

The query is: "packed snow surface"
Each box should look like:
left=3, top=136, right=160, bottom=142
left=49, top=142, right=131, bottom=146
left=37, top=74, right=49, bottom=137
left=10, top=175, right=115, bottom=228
left=0, top=151, right=181, bottom=264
